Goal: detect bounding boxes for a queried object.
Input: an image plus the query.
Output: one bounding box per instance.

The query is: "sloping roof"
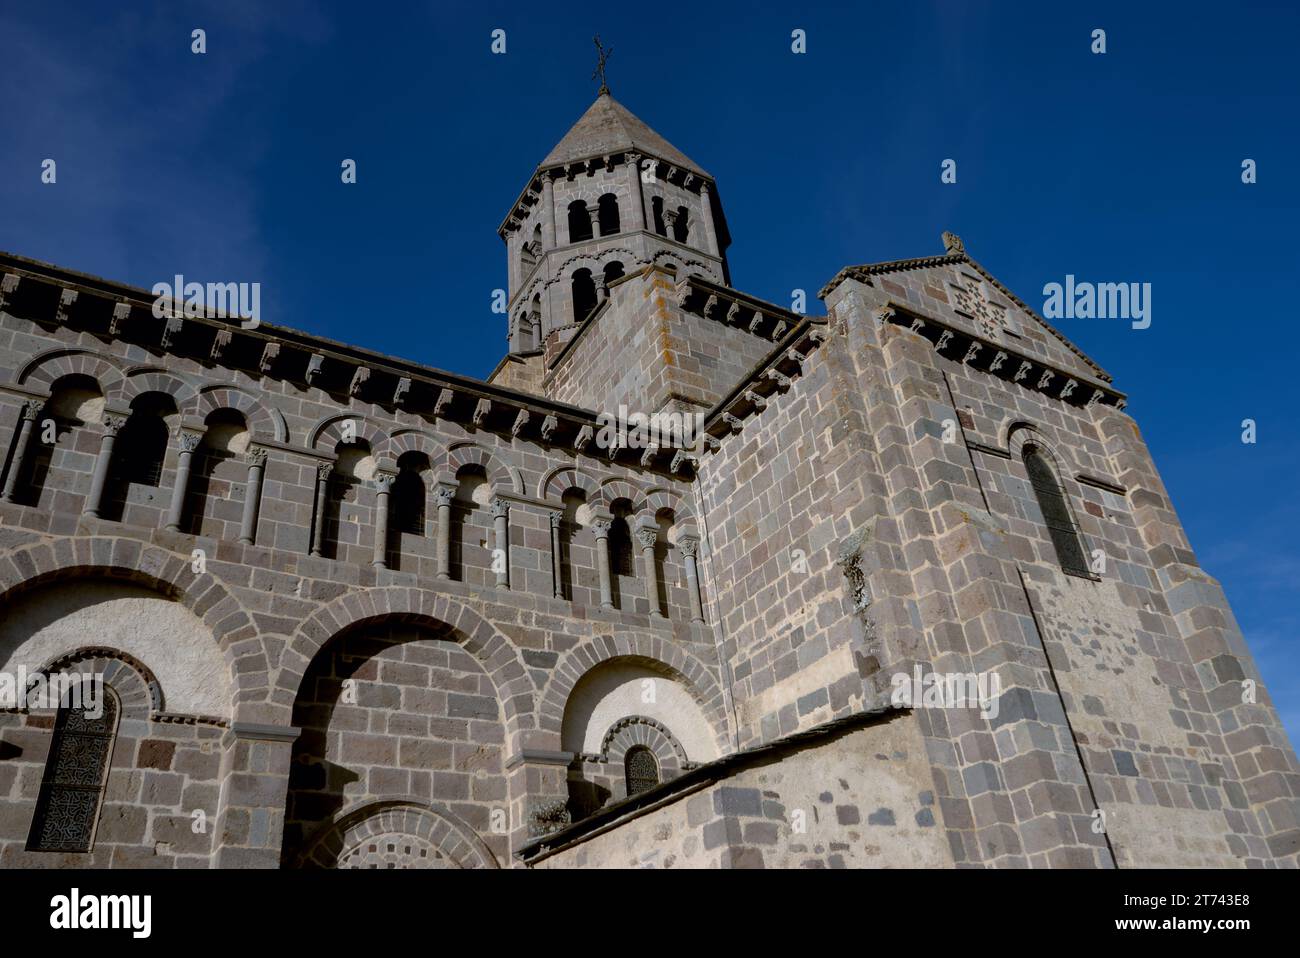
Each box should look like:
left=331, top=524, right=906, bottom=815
left=540, top=92, right=710, bottom=177
left=820, top=249, right=1112, bottom=383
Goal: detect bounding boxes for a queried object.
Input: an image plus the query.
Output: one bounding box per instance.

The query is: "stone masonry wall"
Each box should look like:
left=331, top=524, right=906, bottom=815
left=533, top=717, right=950, bottom=869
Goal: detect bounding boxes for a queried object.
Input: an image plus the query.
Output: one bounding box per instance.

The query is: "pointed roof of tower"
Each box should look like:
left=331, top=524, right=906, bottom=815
left=540, top=92, right=710, bottom=178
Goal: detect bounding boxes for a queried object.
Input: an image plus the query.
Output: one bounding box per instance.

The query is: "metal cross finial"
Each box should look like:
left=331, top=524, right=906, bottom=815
left=592, top=35, right=612, bottom=94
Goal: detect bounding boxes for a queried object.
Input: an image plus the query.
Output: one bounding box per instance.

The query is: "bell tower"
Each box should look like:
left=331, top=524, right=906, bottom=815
left=497, top=82, right=731, bottom=357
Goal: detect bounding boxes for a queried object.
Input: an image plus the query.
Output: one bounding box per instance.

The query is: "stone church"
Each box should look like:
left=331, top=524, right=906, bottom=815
left=0, top=89, right=1296, bottom=869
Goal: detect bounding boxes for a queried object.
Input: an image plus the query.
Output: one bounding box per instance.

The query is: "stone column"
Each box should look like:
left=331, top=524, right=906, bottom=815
left=541, top=175, right=556, bottom=249
left=83, top=414, right=127, bottom=518
left=238, top=447, right=267, bottom=545
left=698, top=181, right=720, bottom=257
left=592, top=517, right=614, bottom=610
left=1, top=399, right=42, bottom=502
left=372, top=472, right=394, bottom=569
left=164, top=429, right=203, bottom=532
left=434, top=479, right=457, bottom=580
left=213, top=722, right=301, bottom=868
left=680, top=535, right=705, bottom=623
left=548, top=509, right=564, bottom=599
left=663, top=208, right=679, bottom=241
left=506, top=749, right=574, bottom=864
left=596, top=280, right=609, bottom=305
left=309, top=462, right=333, bottom=557
left=639, top=158, right=656, bottom=229
left=625, top=152, right=647, bottom=232
left=636, top=521, right=663, bottom=618
left=492, top=497, right=510, bottom=589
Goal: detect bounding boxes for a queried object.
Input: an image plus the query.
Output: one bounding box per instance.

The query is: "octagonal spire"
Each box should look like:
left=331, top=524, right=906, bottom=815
left=539, top=92, right=710, bottom=178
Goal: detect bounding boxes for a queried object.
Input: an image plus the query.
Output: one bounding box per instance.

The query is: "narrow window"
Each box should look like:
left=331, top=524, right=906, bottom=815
left=567, top=201, right=593, bottom=243
left=624, top=745, right=659, bottom=796
left=1023, top=444, right=1089, bottom=574
left=608, top=514, right=634, bottom=577
left=671, top=205, right=690, bottom=243
left=101, top=404, right=170, bottom=522
left=27, top=689, right=120, bottom=852
left=571, top=269, right=597, bottom=323
left=391, top=453, right=427, bottom=535
left=597, top=194, right=621, bottom=236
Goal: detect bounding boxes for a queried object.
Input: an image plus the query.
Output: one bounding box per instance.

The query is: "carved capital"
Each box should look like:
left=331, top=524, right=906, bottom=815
left=316, top=462, right=334, bottom=483
left=547, top=509, right=564, bottom=530
left=101, top=414, right=128, bottom=437
left=244, top=447, right=268, bottom=468
left=21, top=399, right=43, bottom=421
left=590, top=518, right=612, bottom=539
left=434, top=484, right=457, bottom=508
left=635, top=526, right=659, bottom=550
left=678, top=536, right=699, bottom=559
left=373, top=473, right=394, bottom=493
left=491, top=497, right=509, bottom=520
left=176, top=430, right=203, bottom=453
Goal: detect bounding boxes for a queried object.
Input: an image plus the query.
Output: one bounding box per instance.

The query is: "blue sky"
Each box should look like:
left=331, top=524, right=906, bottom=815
left=1, top=1, right=1296, bottom=742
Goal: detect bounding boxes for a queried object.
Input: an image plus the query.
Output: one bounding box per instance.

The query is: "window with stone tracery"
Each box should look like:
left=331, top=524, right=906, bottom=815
left=624, top=745, right=659, bottom=797
left=27, top=689, right=119, bottom=853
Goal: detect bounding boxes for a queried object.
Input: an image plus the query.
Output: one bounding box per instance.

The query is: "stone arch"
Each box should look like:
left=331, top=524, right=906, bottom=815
left=598, top=714, right=689, bottom=768
left=113, top=366, right=201, bottom=407
left=187, top=384, right=286, bottom=443
left=538, top=465, right=599, bottom=502
left=309, top=413, right=387, bottom=453
left=1005, top=421, right=1086, bottom=492
left=440, top=441, right=521, bottom=495
left=270, top=589, right=534, bottom=738
left=552, top=248, right=639, bottom=276
left=642, top=485, right=694, bottom=524
left=15, top=347, right=125, bottom=395
left=376, top=428, right=445, bottom=471
left=539, top=636, right=729, bottom=754
left=1005, top=423, right=1092, bottom=575
left=591, top=477, right=647, bottom=516
left=35, top=647, right=163, bottom=716
left=650, top=249, right=721, bottom=282
left=295, top=800, right=499, bottom=869
left=0, top=537, right=257, bottom=714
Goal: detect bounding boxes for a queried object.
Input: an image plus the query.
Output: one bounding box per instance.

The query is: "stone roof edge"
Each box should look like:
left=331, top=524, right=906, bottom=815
left=0, top=251, right=693, bottom=475
left=875, top=299, right=1127, bottom=407
left=817, top=250, right=1112, bottom=385
left=515, top=704, right=903, bottom=864
left=496, top=154, right=718, bottom=239
left=0, top=250, right=582, bottom=413
left=698, top=316, right=828, bottom=451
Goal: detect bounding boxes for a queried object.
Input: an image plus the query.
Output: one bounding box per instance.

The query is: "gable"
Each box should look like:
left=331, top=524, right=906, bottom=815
left=829, top=254, right=1111, bottom=385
